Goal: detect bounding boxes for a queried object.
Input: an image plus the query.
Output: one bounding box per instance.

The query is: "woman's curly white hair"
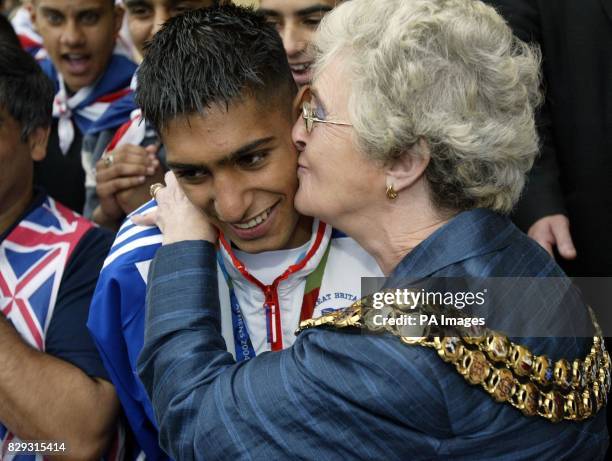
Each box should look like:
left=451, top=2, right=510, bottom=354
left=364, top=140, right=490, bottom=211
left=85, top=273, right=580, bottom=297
left=312, top=0, right=542, bottom=213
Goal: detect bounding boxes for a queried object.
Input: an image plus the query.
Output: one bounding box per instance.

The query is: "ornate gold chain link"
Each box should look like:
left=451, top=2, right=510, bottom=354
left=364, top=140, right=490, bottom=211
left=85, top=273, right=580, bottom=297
left=297, top=298, right=610, bottom=423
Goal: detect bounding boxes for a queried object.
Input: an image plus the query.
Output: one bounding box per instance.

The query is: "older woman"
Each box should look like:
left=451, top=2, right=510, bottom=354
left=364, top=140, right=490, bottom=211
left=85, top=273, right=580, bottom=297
left=138, top=0, right=609, bottom=459
left=291, top=0, right=541, bottom=275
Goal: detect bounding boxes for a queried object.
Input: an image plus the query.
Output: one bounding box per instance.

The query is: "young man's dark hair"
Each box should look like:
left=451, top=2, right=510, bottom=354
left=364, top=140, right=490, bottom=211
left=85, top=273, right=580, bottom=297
left=136, top=4, right=297, bottom=133
left=0, top=32, right=54, bottom=141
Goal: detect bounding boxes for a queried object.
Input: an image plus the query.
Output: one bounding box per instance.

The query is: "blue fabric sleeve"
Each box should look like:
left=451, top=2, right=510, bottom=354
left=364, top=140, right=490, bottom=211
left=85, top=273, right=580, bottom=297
left=136, top=242, right=447, bottom=460
left=137, top=239, right=608, bottom=461
left=88, top=248, right=170, bottom=460
left=45, top=227, right=114, bottom=380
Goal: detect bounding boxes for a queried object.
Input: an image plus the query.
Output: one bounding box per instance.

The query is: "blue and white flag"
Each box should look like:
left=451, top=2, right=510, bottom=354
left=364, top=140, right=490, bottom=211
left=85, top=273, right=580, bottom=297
left=40, top=54, right=137, bottom=154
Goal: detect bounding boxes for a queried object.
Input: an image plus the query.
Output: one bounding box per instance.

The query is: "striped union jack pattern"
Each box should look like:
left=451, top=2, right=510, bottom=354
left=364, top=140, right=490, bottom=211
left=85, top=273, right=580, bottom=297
left=0, top=197, right=92, bottom=460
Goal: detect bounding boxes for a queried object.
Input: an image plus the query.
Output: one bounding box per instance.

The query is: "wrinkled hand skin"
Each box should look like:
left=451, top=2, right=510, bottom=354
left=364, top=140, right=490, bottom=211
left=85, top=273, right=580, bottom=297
left=132, top=171, right=218, bottom=245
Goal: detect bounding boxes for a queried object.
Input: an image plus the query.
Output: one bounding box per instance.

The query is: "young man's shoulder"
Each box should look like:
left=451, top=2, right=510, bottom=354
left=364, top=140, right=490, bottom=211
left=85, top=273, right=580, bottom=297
left=328, top=229, right=383, bottom=277
left=101, top=200, right=163, bottom=272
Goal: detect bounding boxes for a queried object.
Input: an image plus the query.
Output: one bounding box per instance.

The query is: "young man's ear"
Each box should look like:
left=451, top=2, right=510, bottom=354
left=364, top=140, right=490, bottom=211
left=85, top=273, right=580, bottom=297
left=385, top=137, right=431, bottom=194
left=29, top=126, right=51, bottom=162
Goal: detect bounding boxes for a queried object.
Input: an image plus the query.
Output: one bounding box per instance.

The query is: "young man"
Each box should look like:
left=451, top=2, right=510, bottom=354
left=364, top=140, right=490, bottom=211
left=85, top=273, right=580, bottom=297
left=124, top=0, right=219, bottom=55
left=258, top=0, right=343, bottom=86
left=0, top=27, right=122, bottom=460
left=87, top=4, right=382, bottom=459
left=30, top=0, right=137, bottom=213
left=90, top=0, right=339, bottom=228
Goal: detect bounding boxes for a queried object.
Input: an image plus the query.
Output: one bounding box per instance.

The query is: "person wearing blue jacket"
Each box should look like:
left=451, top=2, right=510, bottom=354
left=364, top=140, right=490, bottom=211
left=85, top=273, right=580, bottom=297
left=138, top=1, right=609, bottom=459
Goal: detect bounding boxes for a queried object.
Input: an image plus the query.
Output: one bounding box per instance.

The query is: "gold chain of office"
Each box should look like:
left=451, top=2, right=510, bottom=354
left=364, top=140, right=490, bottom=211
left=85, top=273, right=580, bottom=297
left=297, top=297, right=610, bottom=423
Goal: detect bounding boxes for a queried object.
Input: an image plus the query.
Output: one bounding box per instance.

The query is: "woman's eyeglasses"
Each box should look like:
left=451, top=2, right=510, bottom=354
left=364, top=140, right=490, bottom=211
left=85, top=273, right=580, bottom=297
left=301, top=101, right=352, bottom=133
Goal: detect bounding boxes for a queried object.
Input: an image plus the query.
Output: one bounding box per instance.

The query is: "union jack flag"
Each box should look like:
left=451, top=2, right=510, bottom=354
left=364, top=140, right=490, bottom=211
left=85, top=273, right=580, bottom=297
left=0, top=197, right=91, bottom=348
left=0, top=197, right=92, bottom=460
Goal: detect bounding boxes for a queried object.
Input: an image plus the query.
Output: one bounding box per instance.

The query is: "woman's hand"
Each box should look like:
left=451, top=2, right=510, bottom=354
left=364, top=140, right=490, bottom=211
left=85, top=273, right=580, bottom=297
left=132, top=171, right=218, bottom=245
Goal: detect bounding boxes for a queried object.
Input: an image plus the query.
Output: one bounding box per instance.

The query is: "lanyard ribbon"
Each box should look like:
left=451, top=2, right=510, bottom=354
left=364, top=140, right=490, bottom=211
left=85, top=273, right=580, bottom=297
left=219, top=222, right=331, bottom=361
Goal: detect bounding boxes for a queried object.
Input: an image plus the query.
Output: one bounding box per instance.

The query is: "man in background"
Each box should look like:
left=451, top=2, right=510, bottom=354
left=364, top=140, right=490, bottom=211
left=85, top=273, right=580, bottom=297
left=31, top=0, right=136, bottom=213
left=484, top=0, right=612, bottom=277
left=0, top=21, right=121, bottom=460
left=258, top=0, right=344, bottom=86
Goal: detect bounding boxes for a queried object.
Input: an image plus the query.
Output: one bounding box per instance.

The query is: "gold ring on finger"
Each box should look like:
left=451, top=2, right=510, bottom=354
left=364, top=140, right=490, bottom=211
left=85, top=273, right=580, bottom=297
left=102, top=153, right=114, bottom=167
left=149, top=183, right=165, bottom=200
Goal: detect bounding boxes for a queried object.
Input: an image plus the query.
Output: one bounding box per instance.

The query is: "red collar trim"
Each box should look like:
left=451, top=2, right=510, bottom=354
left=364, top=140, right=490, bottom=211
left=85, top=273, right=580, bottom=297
left=219, top=220, right=327, bottom=291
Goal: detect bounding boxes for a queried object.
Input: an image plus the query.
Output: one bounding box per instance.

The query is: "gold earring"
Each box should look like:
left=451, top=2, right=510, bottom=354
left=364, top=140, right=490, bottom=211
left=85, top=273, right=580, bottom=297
left=386, top=184, right=398, bottom=200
